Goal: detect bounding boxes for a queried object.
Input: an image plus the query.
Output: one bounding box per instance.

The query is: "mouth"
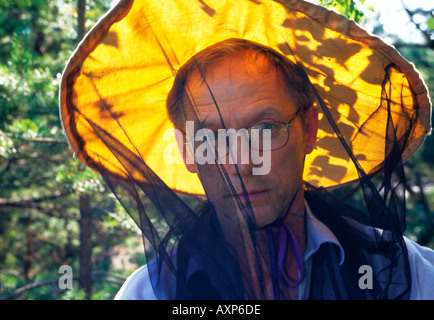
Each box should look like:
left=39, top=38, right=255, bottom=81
left=234, top=189, right=270, bottom=202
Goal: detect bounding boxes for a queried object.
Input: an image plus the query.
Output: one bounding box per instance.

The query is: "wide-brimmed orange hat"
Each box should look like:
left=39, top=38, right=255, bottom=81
left=59, top=0, right=431, bottom=195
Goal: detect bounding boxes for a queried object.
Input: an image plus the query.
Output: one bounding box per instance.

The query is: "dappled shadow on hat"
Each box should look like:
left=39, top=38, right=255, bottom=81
left=61, top=0, right=430, bottom=195
left=198, top=0, right=216, bottom=17
left=310, top=155, right=347, bottom=184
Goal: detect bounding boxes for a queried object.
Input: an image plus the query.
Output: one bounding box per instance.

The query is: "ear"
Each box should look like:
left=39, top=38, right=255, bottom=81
left=175, top=130, right=198, bottom=174
left=304, top=106, right=319, bottom=155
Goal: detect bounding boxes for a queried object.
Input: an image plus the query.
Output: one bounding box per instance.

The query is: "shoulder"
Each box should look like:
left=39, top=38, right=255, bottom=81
left=404, top=237, right=434, bottom=299
left=114, top=250, right=180, bottom=300
left=114, top=265, right=158, bottom=300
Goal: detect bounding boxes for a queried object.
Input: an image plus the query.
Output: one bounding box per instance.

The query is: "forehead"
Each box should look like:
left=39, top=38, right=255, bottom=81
left=185, top=53, right=297, bottom=125
left=188, top=52, right=277, bottom=92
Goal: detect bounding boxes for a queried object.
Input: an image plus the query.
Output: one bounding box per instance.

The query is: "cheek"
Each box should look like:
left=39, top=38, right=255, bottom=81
left=268, top=140, right=306, bottom=196
left=197, top=165, right=234, bottom=209
left=198, top=166, right=221, bottom=193
left=271, top=139, right=305, bottom=176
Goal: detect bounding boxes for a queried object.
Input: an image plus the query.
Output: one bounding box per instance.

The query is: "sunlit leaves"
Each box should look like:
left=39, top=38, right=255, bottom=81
left=319, top=0, right=373, bottom=24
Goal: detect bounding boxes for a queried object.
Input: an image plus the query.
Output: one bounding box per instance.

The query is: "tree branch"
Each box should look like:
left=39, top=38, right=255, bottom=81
left=0, top=271, right=127, bottom=300
left=25, top=137, right=69, bottom=145
left=1, top=133, right=68, bottom=145
left=0, top=278, right=59, bottom=300
left=77, top=0, right=86, bottom=42
left=0, top=190, right=73, bottom=208
left=401, top=0, right=434, bottom=49
left=394, top=43, right=434, bottom=49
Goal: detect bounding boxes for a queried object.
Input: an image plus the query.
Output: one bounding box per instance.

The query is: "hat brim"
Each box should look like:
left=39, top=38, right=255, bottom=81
left=60, top=0, right=431, bottom=195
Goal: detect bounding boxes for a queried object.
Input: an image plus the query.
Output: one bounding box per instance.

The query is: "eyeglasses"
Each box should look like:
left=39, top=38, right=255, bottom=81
left=185, top=108, right=302, bottom=160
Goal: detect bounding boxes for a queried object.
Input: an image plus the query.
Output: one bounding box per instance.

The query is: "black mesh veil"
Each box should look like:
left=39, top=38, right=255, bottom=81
left=86, top=45, right=411, bottom=300
left=60, top=0, right=432, bottom=300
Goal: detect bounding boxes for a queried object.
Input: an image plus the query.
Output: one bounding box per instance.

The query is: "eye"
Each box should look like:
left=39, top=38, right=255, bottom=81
left=250, top=122, right=286, bottom=141
left=257, top=123, right=277, bottom=131
left=248, top=123, right=275, bottom=140
left=250, top=123, right=279, bottom=133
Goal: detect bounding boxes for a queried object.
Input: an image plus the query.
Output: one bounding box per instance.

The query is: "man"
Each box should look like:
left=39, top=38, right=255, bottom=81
left=114, top=39, right=434, bottom=300
left=59, top=0, right=433, bottom=300
left=169, top=39, right=316, bottom=300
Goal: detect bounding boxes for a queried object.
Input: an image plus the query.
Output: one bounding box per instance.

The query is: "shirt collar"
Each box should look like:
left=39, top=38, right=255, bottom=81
left=304, top=200, right=345, bottom=265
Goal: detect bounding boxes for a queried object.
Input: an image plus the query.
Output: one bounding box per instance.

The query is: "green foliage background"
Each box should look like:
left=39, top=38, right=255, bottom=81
left=0, top=0, right=433, bottom=300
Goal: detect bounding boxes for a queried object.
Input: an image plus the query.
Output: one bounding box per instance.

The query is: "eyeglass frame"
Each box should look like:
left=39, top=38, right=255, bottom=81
left=183, top=107, right=304, bottom=159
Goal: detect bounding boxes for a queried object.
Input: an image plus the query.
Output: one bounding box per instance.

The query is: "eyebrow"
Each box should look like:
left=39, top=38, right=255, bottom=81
left=200, top=106, right=285, bottom=129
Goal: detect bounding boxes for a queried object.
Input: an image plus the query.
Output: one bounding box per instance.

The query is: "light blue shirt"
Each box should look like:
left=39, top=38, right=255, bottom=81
left=115, top=203, right=434, bottom=300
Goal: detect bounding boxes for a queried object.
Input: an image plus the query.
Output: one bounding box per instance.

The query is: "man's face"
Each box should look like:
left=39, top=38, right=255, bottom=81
left=183, top=53, right=318, bottom=228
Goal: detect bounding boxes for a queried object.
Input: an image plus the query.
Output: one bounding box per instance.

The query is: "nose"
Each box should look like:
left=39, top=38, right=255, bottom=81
left=226, top=159, right=254, bottom=177
left=225, top=135, right=254, bottom=177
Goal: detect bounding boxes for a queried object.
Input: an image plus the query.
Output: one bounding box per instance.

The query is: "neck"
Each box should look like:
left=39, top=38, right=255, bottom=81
left=240, top=185, right=307, bottom=299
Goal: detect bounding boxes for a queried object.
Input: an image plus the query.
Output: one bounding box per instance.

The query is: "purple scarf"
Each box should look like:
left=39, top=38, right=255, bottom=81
left=265, top=218, right=306, bottom=300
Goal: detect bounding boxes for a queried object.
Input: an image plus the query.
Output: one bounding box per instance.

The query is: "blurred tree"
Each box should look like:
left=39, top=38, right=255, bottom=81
left=319, top=0, right=371, bottom=23
left=0, top=0, right=141, bottom=300
left=401, top=0, right=434, bottom=49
